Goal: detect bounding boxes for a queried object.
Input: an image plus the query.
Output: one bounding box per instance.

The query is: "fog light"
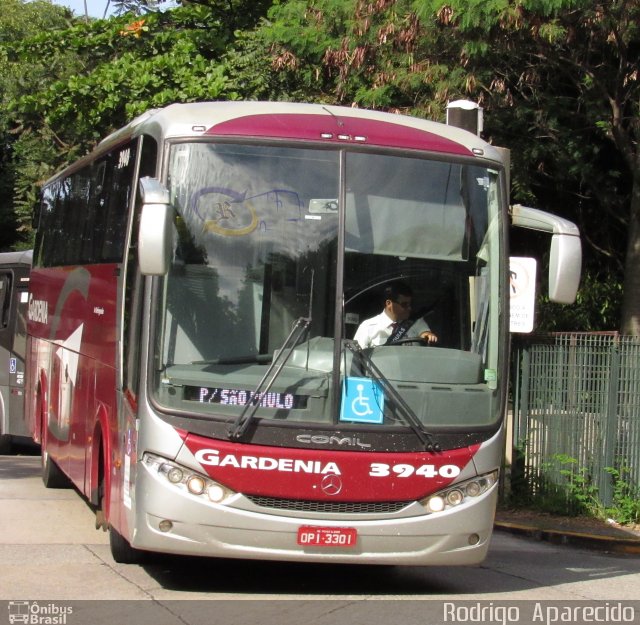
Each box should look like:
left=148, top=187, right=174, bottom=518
left=167, top=468, right=183, bottom=483
left=187, top=476, right=206, bottom=495
left=468, top=533, right=480, bottom=545
left=159, top=520, right=173, bottom=532
left=427, top=496, right=445, bottom=513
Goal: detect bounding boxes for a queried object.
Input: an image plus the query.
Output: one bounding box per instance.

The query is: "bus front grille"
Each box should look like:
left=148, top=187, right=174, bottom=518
left=244, top=495, right=411, bottom=514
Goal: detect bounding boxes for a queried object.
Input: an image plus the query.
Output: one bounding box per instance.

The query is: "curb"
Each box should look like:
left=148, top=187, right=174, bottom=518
left=494, top=521, right=640, bottom=555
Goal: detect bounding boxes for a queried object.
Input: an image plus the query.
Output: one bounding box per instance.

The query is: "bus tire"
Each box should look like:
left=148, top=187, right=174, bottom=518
left=109, top=526, right=146, bottom=564
left=41, top=446, right=70, bottom=489
left=0, top=434, right=12, bottom=455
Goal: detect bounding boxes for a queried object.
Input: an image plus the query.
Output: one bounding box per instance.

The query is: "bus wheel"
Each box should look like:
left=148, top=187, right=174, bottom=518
left=109, top=526, right=146, bottom=565
left=41, top=444, right=70, bottom=489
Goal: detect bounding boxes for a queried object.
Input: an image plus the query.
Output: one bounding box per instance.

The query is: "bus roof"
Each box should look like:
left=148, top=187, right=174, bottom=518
left=49, top=101, right=505, bottom=186
left=106, top=101, right=503, bottom=159
left=0, top=250, right=32, bottom=267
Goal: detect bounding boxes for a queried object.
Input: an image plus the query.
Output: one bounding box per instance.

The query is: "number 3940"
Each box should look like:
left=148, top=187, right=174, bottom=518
left=368, top=463, right=461, bottom=478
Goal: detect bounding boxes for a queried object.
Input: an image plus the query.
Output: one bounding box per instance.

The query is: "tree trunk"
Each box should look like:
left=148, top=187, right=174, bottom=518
left=620, top=171, right=640, bottom=335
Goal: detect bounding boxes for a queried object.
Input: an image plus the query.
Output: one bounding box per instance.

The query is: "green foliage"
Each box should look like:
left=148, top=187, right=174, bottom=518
left=0, top=0, right=273, bottom=250
left=223, top=29, right=311, bottom=102
left=605, top=467, right=640, bottom=526
left=419, top=0, right=640, bottom=331
left=509, top=452, right=640, bottom=524
left=536, top=268, right=623, bottom=331
left=10, top=129, right=61, bottom=236
left=0, top=0, right=76, bottom=250
left=13, top=6, right=234, bottom=135
left=260, top=0, right=459, bottom=115
left=554, top=454, right=604, bottom=516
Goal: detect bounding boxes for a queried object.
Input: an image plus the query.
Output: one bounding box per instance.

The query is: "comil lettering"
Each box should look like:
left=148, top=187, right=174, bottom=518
left=28, top=295, right=49, bottom=324
left=296, top=434, right=372, bottom=449
left=194, top=448, right=341, bottom=475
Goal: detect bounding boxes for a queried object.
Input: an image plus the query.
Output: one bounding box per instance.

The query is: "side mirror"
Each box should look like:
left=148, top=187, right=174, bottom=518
left=511, top=204, right=582, bottom=304
left=138, top=177, right=173, bottom=276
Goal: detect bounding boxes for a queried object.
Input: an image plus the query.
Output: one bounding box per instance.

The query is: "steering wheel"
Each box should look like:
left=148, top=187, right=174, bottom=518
left=389, top=337, right=429, bottom=346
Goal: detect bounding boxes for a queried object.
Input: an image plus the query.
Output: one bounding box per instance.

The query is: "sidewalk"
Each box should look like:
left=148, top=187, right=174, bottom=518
left=494, top=509, right=640, bottom=555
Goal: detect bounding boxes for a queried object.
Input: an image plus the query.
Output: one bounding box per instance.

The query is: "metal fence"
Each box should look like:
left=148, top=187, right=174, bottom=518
left=511, top=332, right=640, bottom=512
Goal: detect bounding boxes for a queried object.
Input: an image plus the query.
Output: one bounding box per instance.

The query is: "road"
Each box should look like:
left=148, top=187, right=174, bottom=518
left=1, top=454, right=639, bottom=625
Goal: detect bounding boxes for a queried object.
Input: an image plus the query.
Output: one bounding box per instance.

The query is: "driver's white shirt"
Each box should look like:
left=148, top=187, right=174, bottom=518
left=353, top=311, right=396, bottom=348
left=353, top=311, right=431, bottom=348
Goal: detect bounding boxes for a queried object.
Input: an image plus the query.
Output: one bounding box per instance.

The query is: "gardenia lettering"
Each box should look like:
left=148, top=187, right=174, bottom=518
left=194, top=448, right=341, bottom=475
left=28, top=295, right=48, bottom=324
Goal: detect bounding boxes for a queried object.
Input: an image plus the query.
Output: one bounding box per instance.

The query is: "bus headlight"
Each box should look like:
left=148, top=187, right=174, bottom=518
left=167, top=467, right=184, bottom=484
left=143, top=453, right=234, bottom=504
left=419, top=470, right=498, bottom=514
left=187, top=475, right=206, bottom=495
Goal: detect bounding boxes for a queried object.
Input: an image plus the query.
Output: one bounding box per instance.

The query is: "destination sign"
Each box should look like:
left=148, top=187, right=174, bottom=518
left=184, top=386, right=308, bottom=409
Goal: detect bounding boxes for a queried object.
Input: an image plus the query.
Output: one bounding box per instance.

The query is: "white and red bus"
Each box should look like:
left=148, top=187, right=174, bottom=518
left=26, top=101, right=581, bottom=564
left=0, top=250, right=32, bottom=454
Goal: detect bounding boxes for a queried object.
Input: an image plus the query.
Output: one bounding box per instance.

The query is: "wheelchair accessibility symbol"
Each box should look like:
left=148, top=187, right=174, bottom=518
left=340, top=377, right=384, bottom=424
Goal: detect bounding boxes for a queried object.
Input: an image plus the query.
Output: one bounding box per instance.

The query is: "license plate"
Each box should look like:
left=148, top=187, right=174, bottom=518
left=297, top=526, right=357, bottom=547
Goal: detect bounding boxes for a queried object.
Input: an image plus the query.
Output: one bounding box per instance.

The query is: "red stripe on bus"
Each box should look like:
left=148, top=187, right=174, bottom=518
left=206, top=114, right=472, bottom=155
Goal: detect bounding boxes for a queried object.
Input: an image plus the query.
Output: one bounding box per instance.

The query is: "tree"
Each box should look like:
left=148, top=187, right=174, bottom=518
left=412, top=0, right=640, bottom=333
left=2, top=0, right=272, bottom=250
left=0, top=0, right=76, bottom=250
left=258, top=0, right=459, bottom=113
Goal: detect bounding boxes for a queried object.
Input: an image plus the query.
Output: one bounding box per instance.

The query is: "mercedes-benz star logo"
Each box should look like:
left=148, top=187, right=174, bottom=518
left=321, top=473, right=343, bottom=496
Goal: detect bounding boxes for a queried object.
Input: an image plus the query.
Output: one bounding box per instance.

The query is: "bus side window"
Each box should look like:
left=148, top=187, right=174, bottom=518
left=0, top=274, right=10, bottom=329
left=67, top=167, right=92, bottom=265
left=102, top=143, right=137, bottom=262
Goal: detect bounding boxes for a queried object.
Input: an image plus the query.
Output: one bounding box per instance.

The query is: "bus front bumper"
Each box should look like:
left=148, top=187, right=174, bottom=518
left=129, top=458, right=498, bottom=566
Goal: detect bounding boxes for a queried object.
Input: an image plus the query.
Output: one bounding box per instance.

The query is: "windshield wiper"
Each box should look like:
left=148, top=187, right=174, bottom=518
left=227, top=317, right=311, bottom=441
left=344, top=340, right=441, bottom=452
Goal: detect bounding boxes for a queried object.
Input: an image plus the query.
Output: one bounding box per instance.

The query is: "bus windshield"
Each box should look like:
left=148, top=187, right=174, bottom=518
left=153, top=142, right=504, bottom=435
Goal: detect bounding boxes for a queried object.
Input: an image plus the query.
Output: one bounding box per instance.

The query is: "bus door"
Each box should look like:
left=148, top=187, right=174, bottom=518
left=0, top=271, right=13, bottom=444
left=1, top=268, right=30, bottom=443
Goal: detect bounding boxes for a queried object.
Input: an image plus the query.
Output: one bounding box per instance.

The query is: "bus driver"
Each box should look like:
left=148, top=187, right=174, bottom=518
left=353, top=281, right=438, bottom=349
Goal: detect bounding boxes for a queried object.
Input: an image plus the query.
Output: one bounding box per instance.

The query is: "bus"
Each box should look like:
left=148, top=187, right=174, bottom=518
left=25, top=101, right=581, bottom=564
left=0, top=250, right=31, bottom=454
